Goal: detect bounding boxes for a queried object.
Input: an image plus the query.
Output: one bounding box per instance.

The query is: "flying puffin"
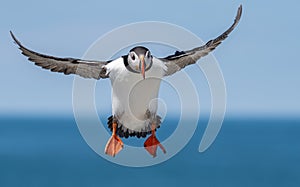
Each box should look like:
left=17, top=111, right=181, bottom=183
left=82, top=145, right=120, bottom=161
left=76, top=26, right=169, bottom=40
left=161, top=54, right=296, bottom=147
left=11, top=5, right=242, bottom=157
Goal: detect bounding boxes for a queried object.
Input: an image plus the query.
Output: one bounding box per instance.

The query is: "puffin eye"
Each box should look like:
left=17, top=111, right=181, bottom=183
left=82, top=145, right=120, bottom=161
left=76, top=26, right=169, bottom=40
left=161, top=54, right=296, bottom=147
left=146, top=51, right=151, bottom=58
left=131, top=53, right=135, bottom=61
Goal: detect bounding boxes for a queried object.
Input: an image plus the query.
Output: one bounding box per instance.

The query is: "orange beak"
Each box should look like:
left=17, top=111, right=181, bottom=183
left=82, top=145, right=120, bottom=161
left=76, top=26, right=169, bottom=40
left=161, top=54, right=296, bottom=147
left=140, top=55, right=145, bottom=79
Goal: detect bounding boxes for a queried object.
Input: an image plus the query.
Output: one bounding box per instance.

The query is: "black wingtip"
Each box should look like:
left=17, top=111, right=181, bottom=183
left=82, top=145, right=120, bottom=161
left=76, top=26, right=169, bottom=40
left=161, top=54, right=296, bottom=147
left=10, top=31, right=22, bottom=47
left=237, top=5, right=243, bottom=21
left=10, top=31, right=16, bottom=42
left=226, top=4, right=243, bottom=34
left=239, top=4, right=243, bottom=11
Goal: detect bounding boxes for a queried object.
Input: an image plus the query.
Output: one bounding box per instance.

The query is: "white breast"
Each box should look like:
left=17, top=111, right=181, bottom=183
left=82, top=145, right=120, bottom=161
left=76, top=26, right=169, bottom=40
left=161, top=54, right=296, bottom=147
left=105, top=57, right=167, bottom=131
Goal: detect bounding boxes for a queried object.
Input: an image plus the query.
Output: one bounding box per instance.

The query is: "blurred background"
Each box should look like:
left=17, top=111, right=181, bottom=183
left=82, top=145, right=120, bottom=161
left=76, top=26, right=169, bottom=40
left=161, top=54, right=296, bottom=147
left=1, top=0, right=299, bottom=186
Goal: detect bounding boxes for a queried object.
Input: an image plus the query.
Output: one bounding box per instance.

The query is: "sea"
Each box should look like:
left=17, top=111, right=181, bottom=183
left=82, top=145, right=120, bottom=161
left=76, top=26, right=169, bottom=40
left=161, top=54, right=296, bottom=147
left=0, top=116, right=299, bottom=187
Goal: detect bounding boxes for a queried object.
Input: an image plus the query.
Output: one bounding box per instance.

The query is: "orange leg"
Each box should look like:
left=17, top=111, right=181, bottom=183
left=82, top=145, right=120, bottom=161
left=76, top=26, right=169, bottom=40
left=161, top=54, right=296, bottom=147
left=144, top=124, right=166, bottom=157
left=105, top=122, right=124, bottom=157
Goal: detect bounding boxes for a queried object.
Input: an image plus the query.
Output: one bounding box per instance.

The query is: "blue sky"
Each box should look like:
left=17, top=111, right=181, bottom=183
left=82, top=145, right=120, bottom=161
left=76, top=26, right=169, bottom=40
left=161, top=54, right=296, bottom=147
left=1, top=0, right=299, bottom=117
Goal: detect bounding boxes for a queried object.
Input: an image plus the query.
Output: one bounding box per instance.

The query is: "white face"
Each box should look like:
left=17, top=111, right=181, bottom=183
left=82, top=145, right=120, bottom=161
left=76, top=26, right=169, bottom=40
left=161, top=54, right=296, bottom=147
left=128, top=50, right=152, bottom=72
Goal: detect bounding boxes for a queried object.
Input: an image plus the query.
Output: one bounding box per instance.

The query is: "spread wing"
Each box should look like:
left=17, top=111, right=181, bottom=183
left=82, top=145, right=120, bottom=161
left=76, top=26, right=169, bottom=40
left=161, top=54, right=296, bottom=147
left=160, top=5, right=242, bottom=76
left=10, top=31, right=109, bottom=79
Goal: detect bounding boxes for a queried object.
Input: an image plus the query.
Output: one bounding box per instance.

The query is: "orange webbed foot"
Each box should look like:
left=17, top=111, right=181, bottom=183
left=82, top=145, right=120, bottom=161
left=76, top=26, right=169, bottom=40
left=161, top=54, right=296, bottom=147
left=105, top=134, right=124, bottom=157
left=105, top=121, right=124, bottom=157
left=144, top=134, right=166, bottom=157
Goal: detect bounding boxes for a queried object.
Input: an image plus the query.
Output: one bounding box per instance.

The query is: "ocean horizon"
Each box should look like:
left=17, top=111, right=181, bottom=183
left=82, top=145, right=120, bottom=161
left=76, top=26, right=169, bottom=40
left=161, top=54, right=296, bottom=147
left=0, top=115, right=299, bottom=186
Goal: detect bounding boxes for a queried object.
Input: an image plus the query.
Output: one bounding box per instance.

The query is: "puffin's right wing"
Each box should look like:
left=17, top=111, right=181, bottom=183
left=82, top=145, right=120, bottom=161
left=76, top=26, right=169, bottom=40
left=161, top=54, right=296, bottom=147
left=160, top=5, right=242, bottom=76
left=11, top=31, right=109, bottom=79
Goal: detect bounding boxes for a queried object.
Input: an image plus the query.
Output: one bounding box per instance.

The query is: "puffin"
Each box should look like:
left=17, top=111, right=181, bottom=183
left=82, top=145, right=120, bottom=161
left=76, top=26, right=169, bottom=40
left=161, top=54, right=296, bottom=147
left=11, top=5, right=242, bottom=157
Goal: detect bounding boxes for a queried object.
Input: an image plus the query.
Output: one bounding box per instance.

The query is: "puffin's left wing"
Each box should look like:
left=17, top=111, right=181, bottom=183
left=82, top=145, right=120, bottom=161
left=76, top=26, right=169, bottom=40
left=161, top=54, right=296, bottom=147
left=160, top=5, right=242, bottom=76
left=11, top=31, right=109, bottom=79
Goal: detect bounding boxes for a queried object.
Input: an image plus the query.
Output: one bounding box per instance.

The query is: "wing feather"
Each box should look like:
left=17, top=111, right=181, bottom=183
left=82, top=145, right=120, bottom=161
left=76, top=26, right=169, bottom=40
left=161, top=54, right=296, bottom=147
left=10, top=31, right=109, bottom=79
left=160, top=5, right=242, bottom=76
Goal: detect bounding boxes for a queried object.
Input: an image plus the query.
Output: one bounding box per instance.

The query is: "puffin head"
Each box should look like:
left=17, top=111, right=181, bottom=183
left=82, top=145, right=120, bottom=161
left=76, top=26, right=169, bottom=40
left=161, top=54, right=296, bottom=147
left=127, top=46, right=153, bottom=79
